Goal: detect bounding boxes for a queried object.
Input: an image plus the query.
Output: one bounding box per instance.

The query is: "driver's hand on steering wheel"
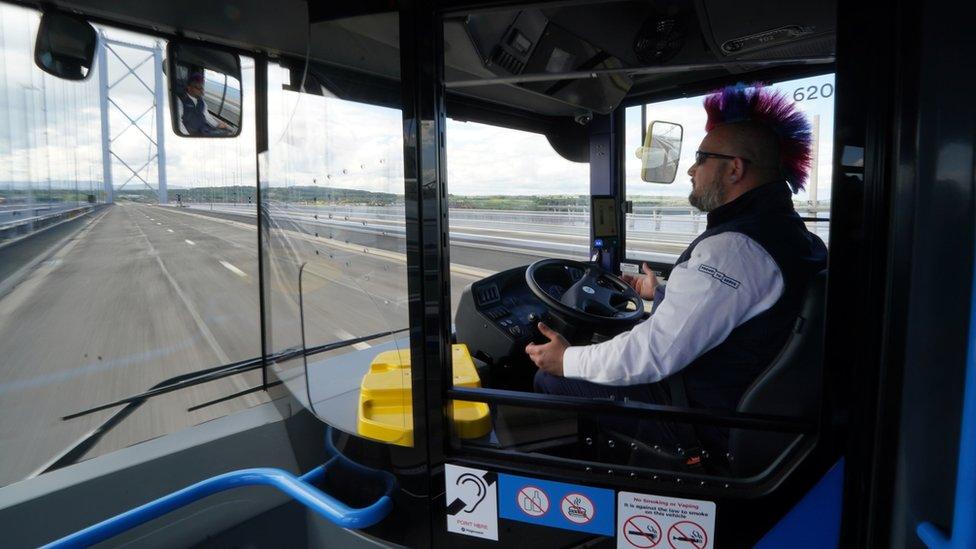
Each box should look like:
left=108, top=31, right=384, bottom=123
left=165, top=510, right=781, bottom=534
left=525, top=322, right=570, bottom=377
left=621, top=262, right=660, bottom=300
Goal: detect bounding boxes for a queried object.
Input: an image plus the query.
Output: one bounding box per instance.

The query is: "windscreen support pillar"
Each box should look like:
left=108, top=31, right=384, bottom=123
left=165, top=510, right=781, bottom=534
left=589, top=111, right=625, bottom=271
left=400, top=1, right=450, bottom=546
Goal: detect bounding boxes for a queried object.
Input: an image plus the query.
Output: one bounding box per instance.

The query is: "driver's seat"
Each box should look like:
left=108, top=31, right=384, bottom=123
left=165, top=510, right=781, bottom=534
left=604, top=270, right=827, bottom=474
left=725, top=269, right=827, bottom=475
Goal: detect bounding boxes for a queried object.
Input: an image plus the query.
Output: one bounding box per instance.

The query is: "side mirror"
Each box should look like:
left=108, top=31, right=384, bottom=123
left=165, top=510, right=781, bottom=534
left=34, top=12, right=97, bottom=80
left=636, top=121, right=683, bottom=184
left=167, top=42, right=242, bottom=138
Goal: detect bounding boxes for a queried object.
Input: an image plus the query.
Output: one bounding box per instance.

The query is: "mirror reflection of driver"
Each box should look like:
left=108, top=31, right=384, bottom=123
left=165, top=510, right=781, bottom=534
left=177, top=72, right=229, bottom=136
left=525, top=84, right=828, bottom=452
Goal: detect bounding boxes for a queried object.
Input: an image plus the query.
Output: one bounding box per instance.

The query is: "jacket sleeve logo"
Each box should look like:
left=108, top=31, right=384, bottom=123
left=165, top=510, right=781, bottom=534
left=698, top=264, right=741, bottom=289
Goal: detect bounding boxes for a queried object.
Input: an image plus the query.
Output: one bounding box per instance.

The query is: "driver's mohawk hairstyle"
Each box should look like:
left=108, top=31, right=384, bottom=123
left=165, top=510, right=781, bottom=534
left=703, top=82, right=813, bottom=193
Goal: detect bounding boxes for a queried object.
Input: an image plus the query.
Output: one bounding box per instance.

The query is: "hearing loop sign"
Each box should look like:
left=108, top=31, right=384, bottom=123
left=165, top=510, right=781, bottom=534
left=446, top=464, right=498, bottom=540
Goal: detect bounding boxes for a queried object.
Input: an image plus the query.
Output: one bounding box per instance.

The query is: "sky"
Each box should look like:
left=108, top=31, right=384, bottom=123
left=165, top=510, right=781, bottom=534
left=0, top=3, right=835, bottom=203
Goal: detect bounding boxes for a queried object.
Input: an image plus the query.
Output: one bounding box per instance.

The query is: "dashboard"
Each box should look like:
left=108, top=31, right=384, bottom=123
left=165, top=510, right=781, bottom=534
left=454, top=264, right=588, bottom=386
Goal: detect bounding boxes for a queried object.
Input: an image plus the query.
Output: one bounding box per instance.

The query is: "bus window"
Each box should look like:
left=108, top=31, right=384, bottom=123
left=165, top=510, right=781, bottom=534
left=261, top=48, right=411, bottom=435
left=446, top=119, right=590, bottom=313
left=0, top=3, right=262, bottom=487
left=624, top=74, right=835, bottom=264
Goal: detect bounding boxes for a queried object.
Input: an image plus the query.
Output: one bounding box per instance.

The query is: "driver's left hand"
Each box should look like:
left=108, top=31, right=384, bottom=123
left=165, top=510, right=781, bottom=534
left=525, top=322, right=569, bottom=376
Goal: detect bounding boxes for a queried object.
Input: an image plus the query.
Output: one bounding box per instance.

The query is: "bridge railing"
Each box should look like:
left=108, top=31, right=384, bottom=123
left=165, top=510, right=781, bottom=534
left=0, top=204, right=93, bottom=246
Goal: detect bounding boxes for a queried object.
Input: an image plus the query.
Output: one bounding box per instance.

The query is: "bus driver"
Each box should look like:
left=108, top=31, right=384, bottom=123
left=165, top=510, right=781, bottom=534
left=525, top=84, right=828, bottom=452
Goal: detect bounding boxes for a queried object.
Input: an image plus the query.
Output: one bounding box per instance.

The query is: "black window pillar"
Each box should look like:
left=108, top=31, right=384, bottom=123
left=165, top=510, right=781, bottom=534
left=589, top=110, right=626, bottom=271
left=400, top=2, right=451, bottom=546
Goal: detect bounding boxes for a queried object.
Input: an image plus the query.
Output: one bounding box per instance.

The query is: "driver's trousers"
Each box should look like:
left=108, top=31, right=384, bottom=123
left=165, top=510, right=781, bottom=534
left=533, top=370, right=683, bottom=446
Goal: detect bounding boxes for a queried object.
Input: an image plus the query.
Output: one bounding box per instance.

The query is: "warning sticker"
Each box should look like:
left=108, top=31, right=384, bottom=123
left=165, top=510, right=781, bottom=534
left=561, top=493, right=596, bottom=524
left=620, top=263, right=640, bottom=275
left=617, top=492, right=716, bottom=549
left=622, top=515, right=663, bottom=547
left=445, top=464, right=498, bottom=541
left=517, top=485, right=550, bottom=517
left=499, top=473, right=615, bottom=535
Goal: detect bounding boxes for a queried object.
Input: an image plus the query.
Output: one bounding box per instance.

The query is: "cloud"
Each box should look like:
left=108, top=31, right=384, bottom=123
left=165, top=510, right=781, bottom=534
left=0, top=2, right=836, bottom=205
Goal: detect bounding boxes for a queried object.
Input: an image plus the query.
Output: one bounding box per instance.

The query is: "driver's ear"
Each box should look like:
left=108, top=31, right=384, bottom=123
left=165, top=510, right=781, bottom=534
left=729, top=158, right=747, bottom=184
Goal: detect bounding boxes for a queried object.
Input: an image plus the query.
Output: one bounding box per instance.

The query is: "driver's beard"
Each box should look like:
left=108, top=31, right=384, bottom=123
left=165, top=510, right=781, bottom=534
left=689, top=176, right=727, bottom=212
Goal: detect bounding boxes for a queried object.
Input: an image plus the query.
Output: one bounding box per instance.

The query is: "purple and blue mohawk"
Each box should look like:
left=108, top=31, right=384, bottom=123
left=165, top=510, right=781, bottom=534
left=703, top=83, right=813, bottom=193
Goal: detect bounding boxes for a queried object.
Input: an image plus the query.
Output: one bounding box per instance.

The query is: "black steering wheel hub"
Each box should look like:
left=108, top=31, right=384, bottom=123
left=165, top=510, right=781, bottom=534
left=525, top=259, right=645, bottom=329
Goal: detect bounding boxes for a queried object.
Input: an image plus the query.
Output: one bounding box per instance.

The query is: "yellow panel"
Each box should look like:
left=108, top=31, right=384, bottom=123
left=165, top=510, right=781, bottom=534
left=357, top=344, right=491, bottom=446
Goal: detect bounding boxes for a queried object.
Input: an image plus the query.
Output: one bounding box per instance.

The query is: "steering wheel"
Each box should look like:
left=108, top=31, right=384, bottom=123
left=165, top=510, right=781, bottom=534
left=525, top=259, right=645, bottom=328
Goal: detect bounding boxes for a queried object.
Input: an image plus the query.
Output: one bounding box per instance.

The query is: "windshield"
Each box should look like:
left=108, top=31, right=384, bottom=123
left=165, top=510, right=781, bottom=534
left=0, top=3, right=263, bottom=487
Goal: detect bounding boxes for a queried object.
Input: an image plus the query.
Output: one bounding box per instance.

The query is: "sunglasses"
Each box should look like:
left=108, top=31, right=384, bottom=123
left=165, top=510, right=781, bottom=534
left=695, top=150, right=751, bottom=166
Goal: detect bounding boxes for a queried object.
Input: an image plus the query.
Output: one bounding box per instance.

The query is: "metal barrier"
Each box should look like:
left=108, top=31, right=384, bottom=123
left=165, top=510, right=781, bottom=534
left=0, top=205, right=93, bottom=244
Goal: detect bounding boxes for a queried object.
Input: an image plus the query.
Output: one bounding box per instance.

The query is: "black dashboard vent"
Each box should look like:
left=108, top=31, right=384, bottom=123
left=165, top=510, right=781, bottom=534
left=490, top=48, right=525, bottom=74
left=476, top=284, right=500, bottom=305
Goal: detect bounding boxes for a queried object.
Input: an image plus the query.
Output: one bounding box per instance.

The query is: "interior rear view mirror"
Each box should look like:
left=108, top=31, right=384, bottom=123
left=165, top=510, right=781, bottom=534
left=34, top=12, right=97, bottom=80
left=637, top=120, right=683, bottom=184
left=167, top=42, right=242, bottom=138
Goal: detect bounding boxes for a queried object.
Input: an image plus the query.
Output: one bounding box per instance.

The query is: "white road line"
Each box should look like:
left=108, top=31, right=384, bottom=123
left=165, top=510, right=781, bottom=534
left=167, top=229, right=174, bottom=233
left=185, top=239, right=196, bottom=246
left=219, top=260, right=247, bottom=278
left=130, top=213, right=231, bottom=365
left=335, top=328, right=371, bottom=350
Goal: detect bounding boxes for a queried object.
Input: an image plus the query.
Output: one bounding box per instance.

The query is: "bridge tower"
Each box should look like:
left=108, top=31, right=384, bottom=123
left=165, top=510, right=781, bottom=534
left=96, top=31, right=168, bottom=204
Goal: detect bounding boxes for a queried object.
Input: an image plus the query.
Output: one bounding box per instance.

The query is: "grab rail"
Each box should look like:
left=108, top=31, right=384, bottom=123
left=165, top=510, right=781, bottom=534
left=42, top=427, right=395, bottom=548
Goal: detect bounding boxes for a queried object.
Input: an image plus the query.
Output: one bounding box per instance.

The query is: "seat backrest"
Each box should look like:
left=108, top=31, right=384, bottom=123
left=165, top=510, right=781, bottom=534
left=727, top=270, right=827, bottom=476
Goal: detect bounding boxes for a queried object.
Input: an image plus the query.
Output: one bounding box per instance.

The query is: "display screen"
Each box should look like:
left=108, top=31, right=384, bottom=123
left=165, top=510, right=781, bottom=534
left=592, top=196, right=618, bottom=238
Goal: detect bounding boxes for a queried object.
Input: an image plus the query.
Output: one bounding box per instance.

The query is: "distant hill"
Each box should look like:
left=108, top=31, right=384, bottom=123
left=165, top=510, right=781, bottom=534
left=1, top=183, right=826, bottom=211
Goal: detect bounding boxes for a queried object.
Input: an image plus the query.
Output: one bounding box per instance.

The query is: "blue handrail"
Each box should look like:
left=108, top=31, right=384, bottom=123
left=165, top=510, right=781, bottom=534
left=42, top=427, right=396, bottom=548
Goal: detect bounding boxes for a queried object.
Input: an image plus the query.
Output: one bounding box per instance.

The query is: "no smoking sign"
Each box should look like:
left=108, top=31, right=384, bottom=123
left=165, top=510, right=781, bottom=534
left=617, top=492, right=715, bottom=549
left=667, top=521, right=708, bottom=549
left=622, top=515, right=662, bottom=548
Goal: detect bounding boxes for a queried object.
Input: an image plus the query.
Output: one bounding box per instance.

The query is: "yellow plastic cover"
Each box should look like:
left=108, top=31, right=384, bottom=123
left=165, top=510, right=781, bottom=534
left=358, top=344, right=491, bottom=446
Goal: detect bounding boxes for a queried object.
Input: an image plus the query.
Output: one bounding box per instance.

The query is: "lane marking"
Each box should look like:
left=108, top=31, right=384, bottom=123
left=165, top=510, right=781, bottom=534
left=219, top=260, right=247, bottom=278
left=335, top=328, right=371, bottom=350
left=131, top=215, right=230, bottom=366
left=185, top=239, right=196, bottom=246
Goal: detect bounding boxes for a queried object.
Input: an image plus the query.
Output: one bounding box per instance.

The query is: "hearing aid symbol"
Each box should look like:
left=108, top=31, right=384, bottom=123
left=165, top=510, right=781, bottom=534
left=445, top=468, right=497, bottom=517
left=456, top=473, right=488, bottom=512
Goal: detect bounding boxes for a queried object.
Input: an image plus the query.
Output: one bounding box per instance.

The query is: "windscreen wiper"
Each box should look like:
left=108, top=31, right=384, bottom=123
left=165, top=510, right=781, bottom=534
left=187, top=380, right=281, bottom=412
left=43, top=327, right=406, bottom=475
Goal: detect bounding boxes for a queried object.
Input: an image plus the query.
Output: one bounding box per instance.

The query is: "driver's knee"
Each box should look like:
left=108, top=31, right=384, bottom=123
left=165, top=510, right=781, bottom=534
left=534, top=369, right=576, bottom=395
left=533, top=369, right=554, bottom=393
left=534, top=369, right=595, bottom=398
